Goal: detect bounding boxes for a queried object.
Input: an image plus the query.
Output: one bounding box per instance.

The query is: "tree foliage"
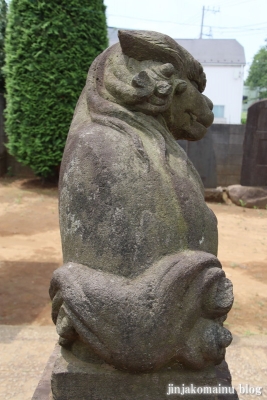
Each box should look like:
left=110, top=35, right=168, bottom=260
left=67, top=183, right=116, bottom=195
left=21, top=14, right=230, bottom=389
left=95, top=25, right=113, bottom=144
left=0, top=0, right=7, bottom=93
left=5, top=0, right=108, bottom=178
left=245, top=43, right=267, bottom=99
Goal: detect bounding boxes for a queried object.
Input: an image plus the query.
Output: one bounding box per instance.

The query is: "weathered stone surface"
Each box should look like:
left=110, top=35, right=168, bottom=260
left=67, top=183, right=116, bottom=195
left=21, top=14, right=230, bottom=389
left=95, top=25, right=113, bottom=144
left=227, top=184, right=267, bottom=209
left=31, top=344, right=238, bottom=400
left=51, top=251, right=233, bottom=372
left=178, top=128, right=217, bottom=188
left=49, top=29, right=236, bottom=397
left=241, top=99, right=267, bottom=186
left=50, top=346, right=237, bottom=400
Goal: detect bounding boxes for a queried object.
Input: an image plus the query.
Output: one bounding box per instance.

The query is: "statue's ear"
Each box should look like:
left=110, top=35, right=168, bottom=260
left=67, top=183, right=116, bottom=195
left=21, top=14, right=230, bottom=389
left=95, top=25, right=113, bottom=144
left=175, top=80, right=187, bottom=95
left=118, top=30, right=183, bottom=68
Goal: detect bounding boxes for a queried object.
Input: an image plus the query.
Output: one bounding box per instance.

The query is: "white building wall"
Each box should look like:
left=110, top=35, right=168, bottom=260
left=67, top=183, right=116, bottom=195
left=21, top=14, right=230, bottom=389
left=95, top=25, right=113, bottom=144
left=202, top=65, right=244, bottom=124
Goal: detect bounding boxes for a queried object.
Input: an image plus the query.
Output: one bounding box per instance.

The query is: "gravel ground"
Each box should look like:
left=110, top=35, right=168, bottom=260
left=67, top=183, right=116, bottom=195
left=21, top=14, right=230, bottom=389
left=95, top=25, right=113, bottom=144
left=0, top=326, right=57, bottom=400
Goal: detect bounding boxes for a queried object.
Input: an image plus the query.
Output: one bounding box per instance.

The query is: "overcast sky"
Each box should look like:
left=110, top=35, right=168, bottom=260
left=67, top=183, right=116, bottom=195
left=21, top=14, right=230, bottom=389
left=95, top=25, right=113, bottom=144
left=104, top=0, right=267, bottom=79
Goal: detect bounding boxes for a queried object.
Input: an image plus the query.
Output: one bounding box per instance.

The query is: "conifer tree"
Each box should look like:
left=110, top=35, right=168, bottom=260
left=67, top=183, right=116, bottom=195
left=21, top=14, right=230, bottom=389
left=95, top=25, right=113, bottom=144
left=246, top=42, right=267, bottom=100
left=0, top=0, right=7, bottom=93
left=5, top=0, right=107, bottom=178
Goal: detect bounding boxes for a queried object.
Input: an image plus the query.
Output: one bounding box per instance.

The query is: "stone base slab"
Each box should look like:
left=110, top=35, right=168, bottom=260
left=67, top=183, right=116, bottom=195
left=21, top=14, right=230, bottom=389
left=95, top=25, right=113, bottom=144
left=32, top=345, right=57, bottom=400
left=33, top=344, right=238, bottom=400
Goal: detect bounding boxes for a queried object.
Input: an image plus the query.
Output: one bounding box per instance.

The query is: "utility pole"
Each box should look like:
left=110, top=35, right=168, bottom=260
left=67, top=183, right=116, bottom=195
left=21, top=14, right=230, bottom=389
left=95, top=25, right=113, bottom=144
left=199, top=6, right=220, bottom=39
left=199, top=6, right=205, bottom=39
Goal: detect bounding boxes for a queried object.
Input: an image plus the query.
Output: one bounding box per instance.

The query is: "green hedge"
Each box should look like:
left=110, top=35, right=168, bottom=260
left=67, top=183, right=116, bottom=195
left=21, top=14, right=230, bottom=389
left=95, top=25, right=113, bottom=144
left=5, top=0, right=107, bottom=178
left=0, top=0, right=7, bottom=93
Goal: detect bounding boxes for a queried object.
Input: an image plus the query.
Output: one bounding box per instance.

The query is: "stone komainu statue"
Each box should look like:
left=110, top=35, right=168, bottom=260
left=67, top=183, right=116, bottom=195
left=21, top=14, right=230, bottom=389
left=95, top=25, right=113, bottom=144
left=50, top=30, right=233, bottom=373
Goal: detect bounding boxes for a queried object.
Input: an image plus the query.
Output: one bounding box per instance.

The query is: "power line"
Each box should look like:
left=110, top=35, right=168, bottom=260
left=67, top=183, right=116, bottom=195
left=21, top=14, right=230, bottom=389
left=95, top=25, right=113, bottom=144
left=211, top=22, right=267, bottom=29
left=182, top=11, right=202, bottom=25
left=107, top=14, right=200, bottom=26
left=212, top=26, right=267, bottom=33
left=222, top=0, right=256, bottom=8
left=108, top=13, right=266, bottom=32
left=218, top=30, right=267, bottom=36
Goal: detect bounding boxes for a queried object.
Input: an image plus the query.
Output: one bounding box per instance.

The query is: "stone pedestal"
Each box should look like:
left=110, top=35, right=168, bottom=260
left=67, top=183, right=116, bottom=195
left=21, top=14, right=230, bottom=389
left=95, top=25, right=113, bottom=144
left=33, top=345, right=238, bottom=400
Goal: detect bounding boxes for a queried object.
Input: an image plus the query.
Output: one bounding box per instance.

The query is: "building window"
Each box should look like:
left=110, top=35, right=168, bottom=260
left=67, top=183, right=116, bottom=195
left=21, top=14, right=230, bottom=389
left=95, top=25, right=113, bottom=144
left=213, top=105, right=225, bottom=118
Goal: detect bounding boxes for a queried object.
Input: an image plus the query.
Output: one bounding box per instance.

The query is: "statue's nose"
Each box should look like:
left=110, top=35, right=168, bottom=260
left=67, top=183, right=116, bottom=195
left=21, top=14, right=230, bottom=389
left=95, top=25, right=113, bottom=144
left=203, top=95, right=213, bottom=111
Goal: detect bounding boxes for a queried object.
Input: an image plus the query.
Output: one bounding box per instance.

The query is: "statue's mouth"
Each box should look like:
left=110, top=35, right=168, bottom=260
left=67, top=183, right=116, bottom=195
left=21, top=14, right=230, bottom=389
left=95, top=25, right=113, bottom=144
left=188, top=111, right=214, bottom=128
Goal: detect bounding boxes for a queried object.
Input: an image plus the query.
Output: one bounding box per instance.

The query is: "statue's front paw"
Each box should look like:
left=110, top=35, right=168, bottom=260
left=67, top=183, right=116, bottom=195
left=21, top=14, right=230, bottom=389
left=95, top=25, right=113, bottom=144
left=51, top=291, right=78, bottom=347
left=203, top=275, right=234, bottom=317
left=180, top=318, right=232, bottom=369
left=178, top=274, right=234, bottom=369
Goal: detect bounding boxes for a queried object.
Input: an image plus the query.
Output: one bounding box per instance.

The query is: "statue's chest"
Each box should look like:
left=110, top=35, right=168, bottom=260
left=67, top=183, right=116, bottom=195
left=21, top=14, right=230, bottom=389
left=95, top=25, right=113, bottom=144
left=140, top=137, right=218, bottom=256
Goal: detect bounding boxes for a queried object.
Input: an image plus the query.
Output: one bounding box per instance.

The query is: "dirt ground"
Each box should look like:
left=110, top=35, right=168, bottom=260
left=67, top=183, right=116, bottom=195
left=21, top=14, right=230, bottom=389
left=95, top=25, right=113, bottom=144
left=0, top=177, right=267, bottom=337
